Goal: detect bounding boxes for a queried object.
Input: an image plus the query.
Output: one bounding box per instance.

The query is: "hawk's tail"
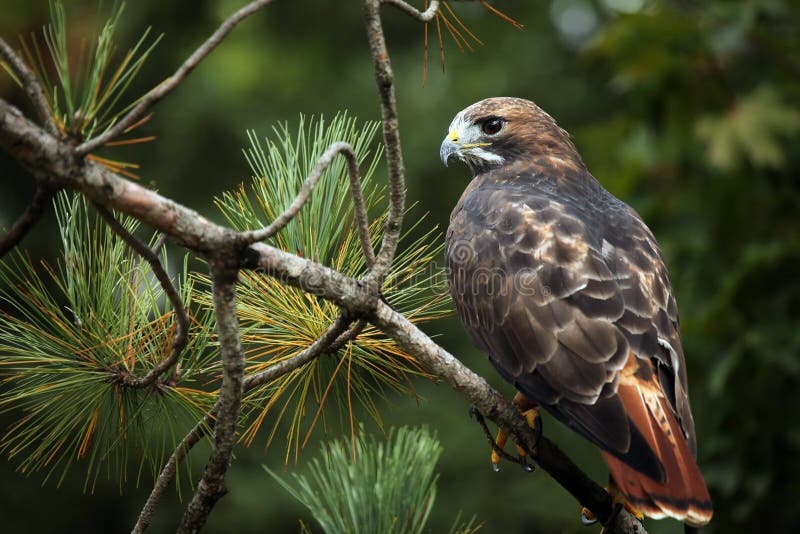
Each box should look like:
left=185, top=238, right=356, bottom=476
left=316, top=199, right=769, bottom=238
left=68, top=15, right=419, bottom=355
left=601, top=382, right=714, bottom=527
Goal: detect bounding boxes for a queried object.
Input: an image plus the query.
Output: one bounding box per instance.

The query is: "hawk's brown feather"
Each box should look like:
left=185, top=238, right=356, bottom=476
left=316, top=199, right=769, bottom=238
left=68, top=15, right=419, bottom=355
left=443, top=97, right=712, bottom=525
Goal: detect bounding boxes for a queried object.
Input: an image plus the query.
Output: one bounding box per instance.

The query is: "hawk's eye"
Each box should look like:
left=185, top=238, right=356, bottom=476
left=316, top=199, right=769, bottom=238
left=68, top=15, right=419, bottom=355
left=481, top=117, right=503, bottom=136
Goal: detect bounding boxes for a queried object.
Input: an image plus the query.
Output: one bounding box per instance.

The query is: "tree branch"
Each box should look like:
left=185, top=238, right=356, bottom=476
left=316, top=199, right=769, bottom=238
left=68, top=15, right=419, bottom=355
left=132, top=415, right=214, bottom=534
left=0, top=36, right=59, bottom=136
left=243, top=313, right=352, bottom=390
left=74, top=0, right=277, bottom=156
left=0, top=184, right=55, bottom=258
left=362, top=0, right=408, bottom=284
left=239, top=142, right=376, bottom=268
left=94, top=203, right=189, bottom=387
left=177, top=257, right=245, bottom=533
left=368, top=301, right=646, bottom=533
left=381, top=0, right=440, bottom=22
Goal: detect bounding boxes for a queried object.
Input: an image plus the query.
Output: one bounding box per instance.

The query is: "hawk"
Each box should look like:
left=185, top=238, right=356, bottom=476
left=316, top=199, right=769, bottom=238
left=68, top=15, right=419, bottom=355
left=441, top=97, right=713, bottom=527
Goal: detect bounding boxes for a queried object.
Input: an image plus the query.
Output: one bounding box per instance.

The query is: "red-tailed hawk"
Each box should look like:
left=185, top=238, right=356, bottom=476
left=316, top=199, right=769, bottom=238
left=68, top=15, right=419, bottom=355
left=441, top=97, right=713, bottom=527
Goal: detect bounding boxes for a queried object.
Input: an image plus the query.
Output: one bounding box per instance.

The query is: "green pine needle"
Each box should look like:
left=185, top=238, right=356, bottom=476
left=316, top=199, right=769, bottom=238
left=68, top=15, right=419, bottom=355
left=265, top=426, right=443, bottom=534
left=200, top=113, right=452, bottom=462
left=15, top=1, right=161, bottom=141
left=0, top=194, right=215, bottom=489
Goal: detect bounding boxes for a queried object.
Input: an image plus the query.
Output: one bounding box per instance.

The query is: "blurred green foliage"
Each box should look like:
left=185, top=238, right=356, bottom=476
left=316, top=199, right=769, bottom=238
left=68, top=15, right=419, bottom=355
left=1, top=0, right=799, bottom=533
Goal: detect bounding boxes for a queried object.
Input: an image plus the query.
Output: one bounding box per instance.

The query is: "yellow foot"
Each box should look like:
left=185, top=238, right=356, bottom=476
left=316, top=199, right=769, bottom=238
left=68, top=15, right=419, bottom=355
left=490, top=393, right=540, bottom=471
left=580, top=481, right=644, bottom=525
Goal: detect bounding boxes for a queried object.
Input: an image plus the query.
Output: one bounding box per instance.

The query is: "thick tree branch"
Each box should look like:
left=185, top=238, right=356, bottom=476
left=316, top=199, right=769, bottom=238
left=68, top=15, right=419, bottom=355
left=74, top=0, right=277, bottom=156
left=240, top=142, right=376, bottom=268
left=0, top=36, right=59, bottom=135
left=177, top=257, right=245, bottom=533
left=94, top=204, right=189, bottom=387
left=0, top=184, right=55, bottom=258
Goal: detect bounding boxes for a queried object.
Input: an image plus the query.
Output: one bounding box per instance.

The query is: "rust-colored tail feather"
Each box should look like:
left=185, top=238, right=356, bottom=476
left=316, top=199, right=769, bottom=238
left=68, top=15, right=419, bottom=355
left=602, top=383, right=713, bottom=527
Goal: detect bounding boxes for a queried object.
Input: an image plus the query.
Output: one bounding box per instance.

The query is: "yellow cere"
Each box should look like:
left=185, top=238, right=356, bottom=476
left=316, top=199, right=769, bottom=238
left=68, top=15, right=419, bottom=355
left=448, top=129, right=459, bottom=142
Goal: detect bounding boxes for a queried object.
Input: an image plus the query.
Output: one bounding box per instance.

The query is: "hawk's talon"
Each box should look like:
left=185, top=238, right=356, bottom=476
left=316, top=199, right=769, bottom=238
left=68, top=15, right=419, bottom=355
left=580, top=507, right=598, bottom=525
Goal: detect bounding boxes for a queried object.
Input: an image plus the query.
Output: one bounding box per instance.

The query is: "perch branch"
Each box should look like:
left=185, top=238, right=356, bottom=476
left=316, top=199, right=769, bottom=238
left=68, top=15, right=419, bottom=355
left=0, top=36, right=59, bottom=135
left=239, top=142, right=376, bottom=268
left=94, top=204, right=189, bottom=387
left=177, top=257, right=245, bottom=533
left=75, top=0, right=277, bottom=156
left=0, top=185, right=55, bottom=258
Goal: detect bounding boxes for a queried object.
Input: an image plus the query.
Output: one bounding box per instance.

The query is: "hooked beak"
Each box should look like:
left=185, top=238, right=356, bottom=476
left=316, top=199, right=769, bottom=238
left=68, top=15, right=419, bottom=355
left=440, top=130, right=460, bottom=166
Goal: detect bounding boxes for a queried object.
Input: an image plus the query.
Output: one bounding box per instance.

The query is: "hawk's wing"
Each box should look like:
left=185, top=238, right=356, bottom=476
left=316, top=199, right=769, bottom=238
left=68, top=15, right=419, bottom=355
left=446, top=177, right=705, bottom=508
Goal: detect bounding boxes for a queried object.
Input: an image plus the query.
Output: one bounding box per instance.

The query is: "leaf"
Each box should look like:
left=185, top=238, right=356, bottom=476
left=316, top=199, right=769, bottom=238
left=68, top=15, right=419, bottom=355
left=695, top=86, right=800, bottom=171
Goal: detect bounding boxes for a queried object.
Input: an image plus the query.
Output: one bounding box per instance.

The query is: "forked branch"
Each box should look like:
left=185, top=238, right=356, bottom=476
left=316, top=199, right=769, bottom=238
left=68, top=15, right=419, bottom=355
left=239, top=142, right=376, bottom=269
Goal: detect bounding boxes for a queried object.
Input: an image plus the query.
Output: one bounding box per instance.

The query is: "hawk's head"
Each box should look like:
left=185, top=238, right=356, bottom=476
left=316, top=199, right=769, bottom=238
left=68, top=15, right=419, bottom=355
left=440, top=97, right=581, bottom=174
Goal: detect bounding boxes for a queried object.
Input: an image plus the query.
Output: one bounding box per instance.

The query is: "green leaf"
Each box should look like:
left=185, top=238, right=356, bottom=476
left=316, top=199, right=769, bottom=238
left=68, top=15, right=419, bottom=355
left=696, top=86, right=800, bottom=171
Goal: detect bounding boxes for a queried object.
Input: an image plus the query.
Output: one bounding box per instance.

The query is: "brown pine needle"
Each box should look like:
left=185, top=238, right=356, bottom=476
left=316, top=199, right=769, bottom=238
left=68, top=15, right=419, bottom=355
left=123, top=111, right=154, bottom=134
left=104, top=135, right=157, bottom=147
left=78, top=406, right=101, bottom=459
left=435, top=8, right=446, bottom=72
left=480, top=0, right=524, bottom=29
left=439, top=12, right=471, bottom=52
left=442, top=1, right=483, bottom=46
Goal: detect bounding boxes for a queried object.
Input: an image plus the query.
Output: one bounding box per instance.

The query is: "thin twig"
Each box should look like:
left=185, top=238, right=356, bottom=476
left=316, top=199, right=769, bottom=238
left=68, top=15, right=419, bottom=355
left=177, top=257, right=245, bottom=533
left=94, top=204, right=189, bottom=387
left=132, top=414, right=214, bottom=534
left=75, top=0, right=276, bottom=156
left=362, top=0, right=409, bottom=284
left=0, top=36, right=59, bottom=135
left=0, top=185, right=55, bottom=258
left=326, top=319, right=366, bottom=354
left=243, top=313, right=352, bottom=390
left=239, top=142, right=376, bottom=268
left=381, top=0, right=440, bottom=21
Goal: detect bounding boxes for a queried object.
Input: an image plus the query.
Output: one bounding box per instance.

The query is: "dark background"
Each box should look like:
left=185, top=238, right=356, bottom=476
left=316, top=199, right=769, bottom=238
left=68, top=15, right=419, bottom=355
left=2, top=0, right=799, bottom=532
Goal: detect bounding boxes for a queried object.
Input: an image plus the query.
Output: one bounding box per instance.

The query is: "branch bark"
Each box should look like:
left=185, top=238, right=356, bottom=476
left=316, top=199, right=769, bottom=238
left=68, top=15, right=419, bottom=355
left=362, top=0, right=410, bottom=284
left=177, top=257, right=245, bottom=533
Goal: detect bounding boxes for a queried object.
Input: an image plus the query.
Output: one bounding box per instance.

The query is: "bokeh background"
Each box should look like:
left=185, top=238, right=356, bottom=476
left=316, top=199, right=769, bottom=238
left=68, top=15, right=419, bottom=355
left=2, top=0, right=799, bottom=532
